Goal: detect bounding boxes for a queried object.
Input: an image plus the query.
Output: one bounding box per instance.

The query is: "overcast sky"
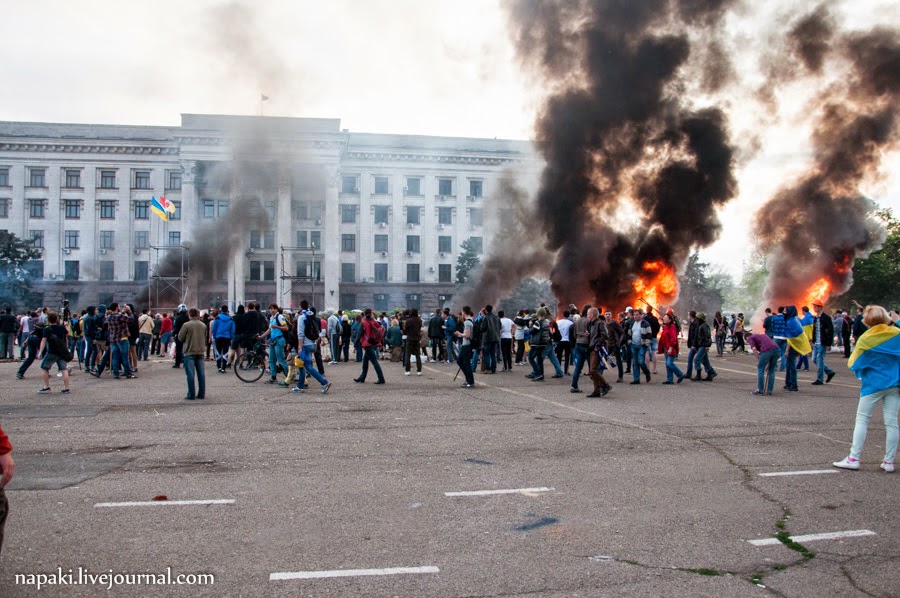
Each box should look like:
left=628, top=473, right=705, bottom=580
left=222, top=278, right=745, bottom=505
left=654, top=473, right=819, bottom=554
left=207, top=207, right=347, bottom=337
left=2, top=0, right=898, bottom=279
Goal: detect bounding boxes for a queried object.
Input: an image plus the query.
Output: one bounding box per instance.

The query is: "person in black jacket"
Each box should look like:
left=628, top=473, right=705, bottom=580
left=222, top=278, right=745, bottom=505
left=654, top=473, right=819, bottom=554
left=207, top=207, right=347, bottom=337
left=428, top=310, right=445, bottom=363
left=694, top=312, right=717, bottom=382
left=810, top=300, right=835, bottom=385
left=172, top=305, right=189, bottom=368
left=685, top=312, right=699, bottom=380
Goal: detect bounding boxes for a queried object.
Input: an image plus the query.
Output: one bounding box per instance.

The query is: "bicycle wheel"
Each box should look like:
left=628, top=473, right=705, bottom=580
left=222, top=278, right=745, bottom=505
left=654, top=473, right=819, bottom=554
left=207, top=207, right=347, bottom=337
left=234, top=353, right=266, bottom=383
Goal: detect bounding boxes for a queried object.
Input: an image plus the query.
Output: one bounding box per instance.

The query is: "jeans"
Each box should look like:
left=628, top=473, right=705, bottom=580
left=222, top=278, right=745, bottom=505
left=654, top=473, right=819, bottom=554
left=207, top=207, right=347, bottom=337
left=813, top=344, right=834, bottom=382
left=296, top=346, right=328, bottom=389
left=686, top=347, right=698, bottom=377
left=359, top=346, right=385, bottom=382
left=542, top=343, right=563, bottom=376
left=470, top=347, right=481, bottom=372
left=111, top=339, right=132, bottom=377
left=715, top=333, right=726, bottom=356
left=483, top=340, right=499, bottom=373
left=631, top=343, right=650, bottom=381
left=0, top=332, right=13, bottom=359
left=757, top=349, right=779, bottom=394
left=696, top=347, right=715, bottom=376
left=138, top=333, right=152, bottom=360
left=785, top=347, right=799, bottom=389
left=776, top=339, right=787, bottom=370
left=268, top=337, right=288, bottom=379
left=571, top=345, right=589, bottom=389
left=849, top=387, right=900, bottom=463
left=84, top=340, right=98, bottom=371
left=665, top=354, right=684, bottom=382
left=17, top=343, right=37, bottom=376
left=183, top=354, right=205, bottom=399
left=528, top=346, right=545, bottom=378
left=458, top=344, right=474, bottom=385
left=447, top=336, right=459, bottom=363
left=556, top=341, right=572, bottom=374
left=331, top=334, right=341, bottom=361
left=431, top=337, right=445, bottom=362
left=797, top=353, right=809, bottom=370
left=355, top=341, right=363, bottom=362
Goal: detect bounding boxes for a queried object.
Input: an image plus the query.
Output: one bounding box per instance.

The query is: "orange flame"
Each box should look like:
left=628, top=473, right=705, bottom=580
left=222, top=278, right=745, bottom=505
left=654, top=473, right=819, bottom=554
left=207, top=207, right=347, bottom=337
left=799, top=277, right=831, bottom=308
left=632, top=260, right=678, bottom=311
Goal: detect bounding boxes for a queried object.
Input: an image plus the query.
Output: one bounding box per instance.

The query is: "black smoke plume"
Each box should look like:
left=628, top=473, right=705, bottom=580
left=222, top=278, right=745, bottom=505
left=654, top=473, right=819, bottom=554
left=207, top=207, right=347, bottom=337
left=475, top=0, right=740, bottom=311
left=755, top=8, right=899, bottom=307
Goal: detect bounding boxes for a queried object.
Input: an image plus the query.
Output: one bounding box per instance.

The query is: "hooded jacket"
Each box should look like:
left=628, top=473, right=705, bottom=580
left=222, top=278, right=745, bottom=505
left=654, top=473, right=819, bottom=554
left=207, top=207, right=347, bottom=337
left=211, top=312, right=235, bottom=339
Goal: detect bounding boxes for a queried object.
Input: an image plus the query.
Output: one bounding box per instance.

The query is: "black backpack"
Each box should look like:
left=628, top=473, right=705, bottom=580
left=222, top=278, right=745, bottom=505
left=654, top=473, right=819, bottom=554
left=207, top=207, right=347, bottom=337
left=303, top=312, right=321, bottom=342
left=94, top=314, right=108, bottom=341
left=283, top=315, right=299, bottom=349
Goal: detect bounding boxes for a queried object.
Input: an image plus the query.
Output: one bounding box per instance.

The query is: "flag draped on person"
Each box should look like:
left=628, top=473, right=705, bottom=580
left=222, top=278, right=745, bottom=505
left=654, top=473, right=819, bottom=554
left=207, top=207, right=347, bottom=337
left=848, top=323, right=900, bottom=396
left=785, top=306, right=812, bottom=356
left=151, top=196, right=175, bottom=221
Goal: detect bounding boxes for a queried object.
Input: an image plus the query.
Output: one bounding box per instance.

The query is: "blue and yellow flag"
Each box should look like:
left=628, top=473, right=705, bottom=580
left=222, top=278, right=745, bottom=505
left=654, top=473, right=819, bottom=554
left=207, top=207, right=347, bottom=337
left=784, top=306, right=811, bottom=356
left=150, top=196, right=176, bottom=221
left=800, top=311, right=814, bottom=341
left=848, top=324, right=900, bottom=396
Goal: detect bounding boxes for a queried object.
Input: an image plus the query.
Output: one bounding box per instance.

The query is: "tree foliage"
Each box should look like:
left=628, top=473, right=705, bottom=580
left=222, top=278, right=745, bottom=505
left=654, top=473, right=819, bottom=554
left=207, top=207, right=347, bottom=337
left=0, top=231, right=42, bottom=310
left=498, top=277, right=552, bottom=314
left=674, top=252, right=733, bottom=315
left=833, top=208, right=900, bottom=309
left=455, top=238, right=481, bottom=285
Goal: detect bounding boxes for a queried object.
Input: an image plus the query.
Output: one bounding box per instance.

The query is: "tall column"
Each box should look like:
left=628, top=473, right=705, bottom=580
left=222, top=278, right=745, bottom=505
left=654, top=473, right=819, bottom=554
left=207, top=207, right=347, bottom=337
left=179, top=160, right=198, bottom=307
left=323, top=164, right=340, bottom=311
left=275, top=165, right=292, bottom=307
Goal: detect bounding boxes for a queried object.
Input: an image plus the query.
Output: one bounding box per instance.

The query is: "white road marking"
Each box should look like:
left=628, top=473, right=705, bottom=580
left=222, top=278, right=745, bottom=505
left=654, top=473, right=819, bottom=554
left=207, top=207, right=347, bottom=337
left=758, top=469, right=840, bottom=477
left=270, top=566, right=440, bottom=581
left=445, top=487, right=553, bottom=497
left=94, top=499, right=235, bottom=508
left=748, top=529, right=876, bottom=546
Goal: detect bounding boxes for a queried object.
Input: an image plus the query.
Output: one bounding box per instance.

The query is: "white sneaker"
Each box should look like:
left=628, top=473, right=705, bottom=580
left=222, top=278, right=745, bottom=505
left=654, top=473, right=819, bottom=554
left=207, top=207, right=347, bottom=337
left=832, top=456, right=860, bottom=470
left=404, top=371, right=410, bottom=376
left=881, top=461, right=894, bottom=473
left=416, top=372, right=422, bottom=376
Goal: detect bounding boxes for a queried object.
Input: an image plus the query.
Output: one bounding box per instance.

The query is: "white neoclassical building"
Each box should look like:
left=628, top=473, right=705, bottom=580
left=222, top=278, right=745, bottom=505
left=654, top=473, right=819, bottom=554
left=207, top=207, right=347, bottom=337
left=0, top=114, right=535, bottom=312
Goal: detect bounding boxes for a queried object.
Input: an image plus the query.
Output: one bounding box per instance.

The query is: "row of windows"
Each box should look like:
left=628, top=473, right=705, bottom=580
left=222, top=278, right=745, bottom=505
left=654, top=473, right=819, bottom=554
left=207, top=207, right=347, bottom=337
left=340, top=263, right=453, bottom=283
left=345, top=234, right=481, bottom=254
left=0, top=167, right=182, bottom=190
left=340, top=175, right=483, bottom=198
left=341, top=205, right=483, bottom=226
left=0, top=198, right=182, bottom=220
left=23, top=260, right=145, bottom=282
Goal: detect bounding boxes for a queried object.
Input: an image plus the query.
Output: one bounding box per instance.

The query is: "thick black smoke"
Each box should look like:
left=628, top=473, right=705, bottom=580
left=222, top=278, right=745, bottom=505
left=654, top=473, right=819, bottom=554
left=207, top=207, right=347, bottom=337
left=492, top=0, right=739, bottom=310
left=755, top=8, right=899, bottom=307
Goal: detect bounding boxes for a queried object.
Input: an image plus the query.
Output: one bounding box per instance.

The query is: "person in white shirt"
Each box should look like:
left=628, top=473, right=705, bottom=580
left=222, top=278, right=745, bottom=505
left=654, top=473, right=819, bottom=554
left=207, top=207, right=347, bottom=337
left=499, top=310, right=515, bottom=372
left=556, top=311, right=574, bottom=375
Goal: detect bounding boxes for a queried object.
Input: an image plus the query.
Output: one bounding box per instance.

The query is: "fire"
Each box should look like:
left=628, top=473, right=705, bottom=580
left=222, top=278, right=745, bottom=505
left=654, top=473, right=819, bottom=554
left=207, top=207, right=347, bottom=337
left=632, top=260, right=678, bottom=310
left=799, top=277, right=831, bottom=308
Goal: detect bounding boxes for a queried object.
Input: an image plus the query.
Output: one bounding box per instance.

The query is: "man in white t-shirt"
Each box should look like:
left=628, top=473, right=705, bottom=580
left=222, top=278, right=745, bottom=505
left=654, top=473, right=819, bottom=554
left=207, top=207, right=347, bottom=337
left=556, top=311, right=574, bottom=375
left=498, top=310, right=514, bottom=371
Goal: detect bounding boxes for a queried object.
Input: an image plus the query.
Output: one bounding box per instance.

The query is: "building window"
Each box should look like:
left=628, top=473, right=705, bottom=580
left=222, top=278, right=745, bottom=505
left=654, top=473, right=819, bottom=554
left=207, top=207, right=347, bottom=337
left=469, top=236, right=483, bottom=254
left=24, top=260, right=44, bottom=279
left=29, top=199, right=46, bottom=218
left=374, top=294, right=389, bottom=312
left=294, top=202, right=308, bottom=220
left=374, top=263, right=388, bottom=282
left=134, top=230, right=149, bottom=249
left=438, top=236, right=452, bottom=253
left=29, top=230, right=44, bottom=248
left=342, top=294, right=356, bottom=309
left=29, top=168, right=46, bottom=188
left=167, top=170, right=182, bottom=190
left=374, top=205, right=389, bottom=224
left=134, top=201, right=149, bottom=219
left=250, top=260, right=275, bottom=281
left=374, top=176, right=389, bottom=194
left=406, top=293, right=421, bottom=311
left=341, top=234, right=356, bottom=252
left=406, top=207, right=420, bottom=225
left=341, top=175, right=358, bottom=194
left=296, top=230, right=307, bottom=248
left=65, top=200, right=81, bottom=219
left=295, top=261, right=321, bottom=280
left=134, top=261, right=149, bottom=282
left=0, top=198, right=7, bottom=218
left=469, top=208, right=483, bottom=226
left=469, top=180, right=483, bottom=198
left=64, top=230, right=80, bottom=249
left=438, top=178, right=453, bottom=196
left=439, top=264, right=452, bottom=282
left=406, top=235, right=420, bottom=253
left=438, top=207, right=453, bottom=225
left=310, top=231, right=321, bottom=249
left=249, top=230, right=275, bottom=250
left=99, top=200, right=116, bottom=219
left=374, top=234, right=388, bottom=253
left=64, top=261, right=80, bottom=281
left=170, top=201, right=181, bottom=220
left=216, top=260, right=227, bottom=281
left=249, top=261, right=261, bottom=281
left=168, top=231, right=181, bottom=246
left=0, top=168, right=8, bottom=187
left=407, top=264, right=420, bottom=283
left=99, top=231, right=115, bottom=249
left=65, top=169, right=81, bottom=188
left=405, top=177, right=421, bottom=196
left=133, top=170, right=151, bottom=189
left=202, top=200, right=215, bottom=218
left=218, top=200, right=229, bottom=217
left=340, top=204, right=356, bottom=223
left=341, top=262, right=355, bottom=282
left=100, top=170, right=117, bottom=188
left=99, top=261, right=114, bottom=281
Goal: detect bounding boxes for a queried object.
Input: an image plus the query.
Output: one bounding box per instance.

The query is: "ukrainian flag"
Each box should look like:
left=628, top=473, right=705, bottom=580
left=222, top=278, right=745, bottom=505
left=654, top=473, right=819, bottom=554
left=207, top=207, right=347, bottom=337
left=151, top=196, right=174, bottom=221
left=800, top=311, right=814, bottom=341
left=848, top=324, right=900, bottom=396
left=786, top=310, right=811, bottom=356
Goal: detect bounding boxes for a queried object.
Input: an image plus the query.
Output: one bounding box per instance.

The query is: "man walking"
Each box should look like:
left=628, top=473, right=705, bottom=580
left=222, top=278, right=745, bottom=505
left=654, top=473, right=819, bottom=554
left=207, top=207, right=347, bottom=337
left=428, top=309, right=445, bottom=363
left=211, top=305, right=235, bottom=373
left=587, top=308, right=612, bottom=397
left=695, top=312, right=718, bottom=382
left=137, top=308, right=154, bottom=361
left=38, top=312, right=72, bottom=394
left=327, top=310, right=341, bottom=365
left=178, top=308, right=207, bottom=400
left=481, top=304, right=501, bottom=374
left=354, top=308, right=386, bottom=384
left=628, top=309, right=652, bottom=384
left=293, top=302, right=332, bottom=394
left=404, top=308, right=423, bottom=376
left=810, top=300, right=836, bottom=386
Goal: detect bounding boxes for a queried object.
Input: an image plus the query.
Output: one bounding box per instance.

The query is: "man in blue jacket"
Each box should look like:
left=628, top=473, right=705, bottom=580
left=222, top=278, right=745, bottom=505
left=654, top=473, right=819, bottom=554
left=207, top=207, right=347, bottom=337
left=211, top=305, right=235, bottom=373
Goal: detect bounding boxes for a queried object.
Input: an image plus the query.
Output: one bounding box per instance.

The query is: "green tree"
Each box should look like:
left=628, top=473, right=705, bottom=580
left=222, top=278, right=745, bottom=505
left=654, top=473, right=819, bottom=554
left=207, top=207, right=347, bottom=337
left=833, top=208, right=900, bottom=308
left=725, top=252, right=768, bottom=313
left=456, top=238, right=481, bottom=285
left=0, top=231, right=42, bottom=309
left=498, top=277, right=552, bottom=314
left=674, top=252, right=732, bottom=315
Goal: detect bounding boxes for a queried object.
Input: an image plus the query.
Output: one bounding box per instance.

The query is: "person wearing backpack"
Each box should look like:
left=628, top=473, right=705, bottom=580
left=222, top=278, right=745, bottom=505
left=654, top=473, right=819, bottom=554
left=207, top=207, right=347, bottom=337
left=292, top=300, right=332, bottom=395
left=38, top=312, right=71, bottom=394
left=354, top=308, right=385, bottom=384
left=258, top=303, right=290, bottom=384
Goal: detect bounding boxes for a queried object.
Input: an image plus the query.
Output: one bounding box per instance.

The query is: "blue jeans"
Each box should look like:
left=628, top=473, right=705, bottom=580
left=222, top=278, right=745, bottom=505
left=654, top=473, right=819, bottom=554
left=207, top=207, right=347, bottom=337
left=183, top=354, right=205, bottom=399
left=776, top=339, right=787, bottom=370
left=446, top=336, right=458, bottom=363
left=696, top=347, right=715, bottom=376
left=665, top=354, right=684, bottom=382
left=528, top=346, right=545, bottom=378
left=470, top=347, right=481, bottom=371
left=111, top=339, right=132, bottom=377
left=359, top=346, right=385, bottom=382
left=268, top=337, right=288, bottom=379
left=84, top=340, right=98, bottom=371
left=785, top=348, right=799, bottom=389
left=757, top=349, right=779, bottom=394
left=631, top=343, right=650, bottom=381
left=483, top=341, right=499, bottom=373
left=813, top=344, right=834, bottom=382
left=686, top=347, right=698, bottom=377
left=296, top=346, right=328, bottom=389
left=542, top=343, right=563, bottom=376
left=138, top=333, right=152, bottom=360
left=798, top=353, right=809, bottom=370
left=850, top=387, right=900, bottom=463
left=571, top=345, right=589, bottom=389
left=355, top=341, right=363, bottom=362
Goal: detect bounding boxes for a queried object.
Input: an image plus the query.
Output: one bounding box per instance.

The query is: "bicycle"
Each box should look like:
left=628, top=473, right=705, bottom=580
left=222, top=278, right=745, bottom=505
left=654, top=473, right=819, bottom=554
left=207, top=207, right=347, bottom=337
left=234, top=340, right=269, bottom=383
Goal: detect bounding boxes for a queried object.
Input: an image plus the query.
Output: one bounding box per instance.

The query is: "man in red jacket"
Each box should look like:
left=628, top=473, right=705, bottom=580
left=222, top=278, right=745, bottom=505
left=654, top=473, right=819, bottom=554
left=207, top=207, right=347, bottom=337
left=0, top=424, right=13, bottom=555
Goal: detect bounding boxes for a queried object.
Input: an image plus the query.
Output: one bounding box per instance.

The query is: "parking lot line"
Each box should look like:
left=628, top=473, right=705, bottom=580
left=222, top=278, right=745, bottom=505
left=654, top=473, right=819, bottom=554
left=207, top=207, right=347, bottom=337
left=270, top=566, right=440, bottom=581
left=445, top=487, right=553, bottom=497
left=748, top=529, right=876, bottom=546
left=758, top=469, right=839, bottom=477
left=94, top=499, right=235, bottom=508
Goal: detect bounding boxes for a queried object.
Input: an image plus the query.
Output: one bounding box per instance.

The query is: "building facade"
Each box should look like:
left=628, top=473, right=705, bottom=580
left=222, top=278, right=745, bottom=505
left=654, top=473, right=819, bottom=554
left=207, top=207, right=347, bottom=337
left=0, top=115, right=535, bottom=312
